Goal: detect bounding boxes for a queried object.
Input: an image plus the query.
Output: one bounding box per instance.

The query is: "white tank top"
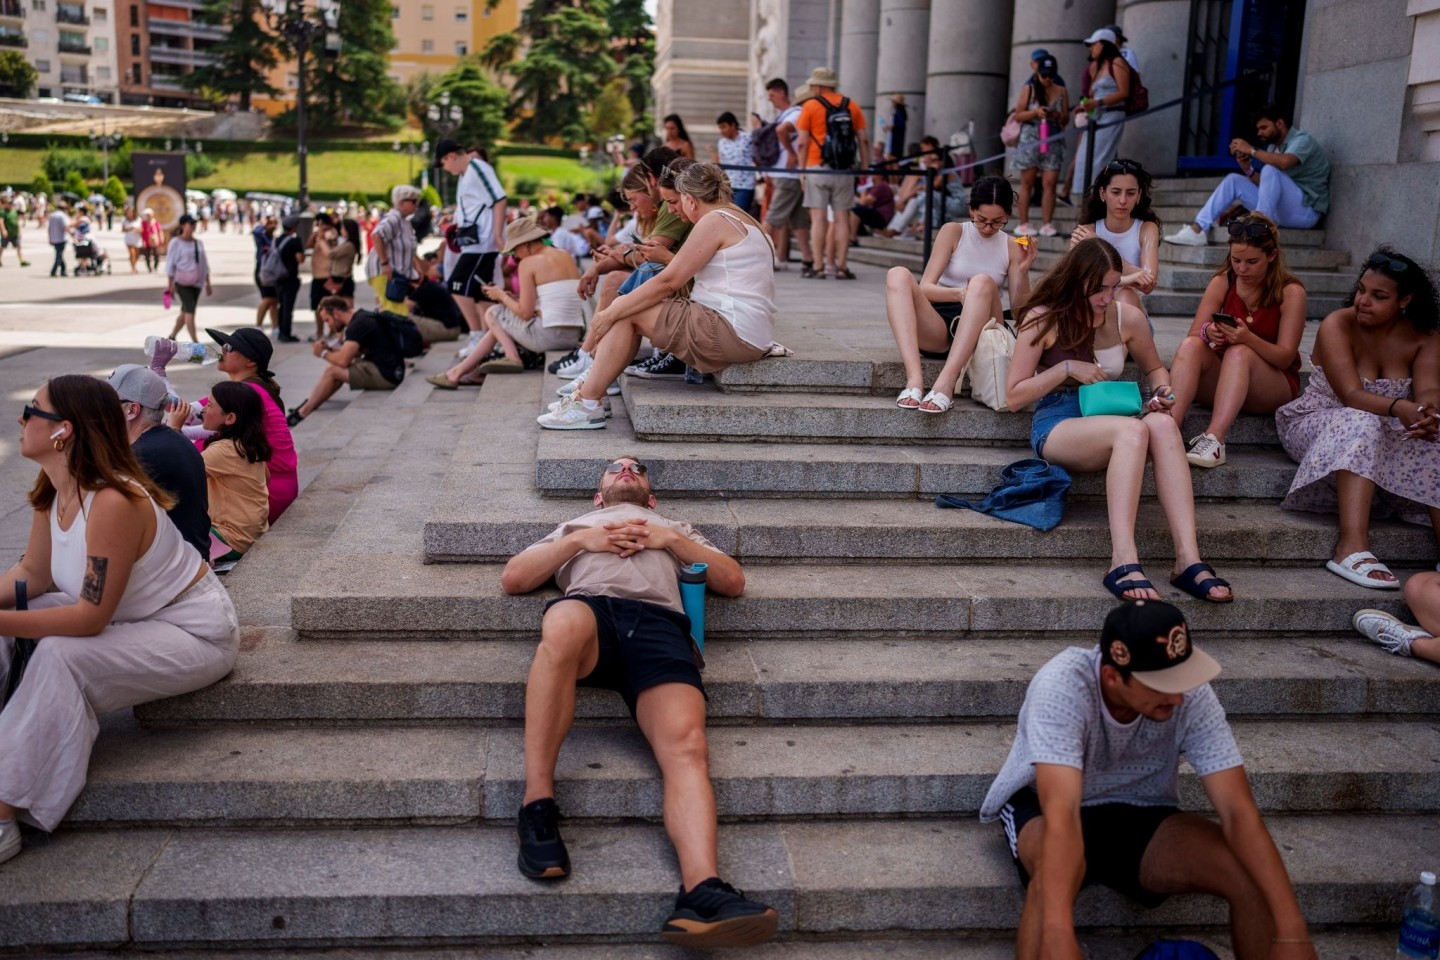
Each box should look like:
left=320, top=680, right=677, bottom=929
left=689, top=211, right=776, bottom=349
left=535, top=279, right=585, bottom=329
left=50, top=487, right=201, bottom=623
left=1095, top=218, right=1142, bottom=268
left=939, top=221, right=1011, bottom=291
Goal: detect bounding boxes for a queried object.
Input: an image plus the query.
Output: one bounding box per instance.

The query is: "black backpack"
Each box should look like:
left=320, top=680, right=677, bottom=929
left=378, top=310, right=425, bottom=359
left=751, top=119, right=782, bottom=168
left=819, top=95, right=859, bottom=169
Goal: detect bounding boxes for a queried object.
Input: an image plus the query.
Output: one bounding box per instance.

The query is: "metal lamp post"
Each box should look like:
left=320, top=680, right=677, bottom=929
left=426, top=91, right=462, bottom=202
left=261, top=0, right=340, bottom=210
left=393, top=139, right=430, bottom=182
left=89, top=124, right=121, bottom=180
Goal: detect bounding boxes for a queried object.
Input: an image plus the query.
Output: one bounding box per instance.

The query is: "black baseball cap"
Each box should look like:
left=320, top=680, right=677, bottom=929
left=206, top=327, right=274, bottom=377
left=434, top=138, right=464, bottom=162
left=1099, top=600, right=1221, bottom=694
left=1037, top=56, right=1059, bottom=79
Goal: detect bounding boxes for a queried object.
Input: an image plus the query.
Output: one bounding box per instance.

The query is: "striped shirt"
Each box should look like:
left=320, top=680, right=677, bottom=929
left=372, top=208, right=417, bottom=280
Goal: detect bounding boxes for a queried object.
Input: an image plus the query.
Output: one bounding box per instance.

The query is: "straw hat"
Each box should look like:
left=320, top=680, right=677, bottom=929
left=806, top=67, right=839, bottom=89
left=503, top=216, right=550, bottom=254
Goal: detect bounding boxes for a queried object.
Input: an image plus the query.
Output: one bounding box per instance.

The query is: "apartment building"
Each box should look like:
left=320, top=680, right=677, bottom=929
left=3, top=0, right=120, bottom=102
left=114, top=0, right=220, bottom=108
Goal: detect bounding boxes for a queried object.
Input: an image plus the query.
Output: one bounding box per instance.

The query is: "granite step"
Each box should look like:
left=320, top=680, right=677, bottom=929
left=423, top=495, right=1435, bottom=566
left=68, top=717, right=1440, bottom=827
left=1159, top=242, right=1352, bottom=270
left=1158, top=264, right=1355, bottom=294
left=621, top=378, right=1284, bottom=447
left=856, top=223, right=1328, bottom=258
left=137, top=631, right=1440, bottom=726
left=0, top=816, right=1424, bottom=950
left=1146, top=291, right=1345, bottom=319
left=288, top=556, right=1417, bottom=641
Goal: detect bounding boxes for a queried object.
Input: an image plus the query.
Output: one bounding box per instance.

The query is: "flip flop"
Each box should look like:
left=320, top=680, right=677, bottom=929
left=896, top=387, right=923, bottom=409
left=1170, top=562, right=1233, bottom=603
left=918, top=390, right=952, bottom=414
left=425, top=373, right=457, bottom=390
left=1325, top=552, right=1401, bottom=589
left=1103, top=563, right=1156, bottom=600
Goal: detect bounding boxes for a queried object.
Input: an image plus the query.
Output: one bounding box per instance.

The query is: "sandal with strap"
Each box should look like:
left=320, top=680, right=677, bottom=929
left=1170, top=562, right=1234, bottom=603
left=896, top=387, right=924, bottom=409
left=1103, top=563, right=1156, bottom=601
left=834, top=267, right=858, bottom=280
left=918, top=389, right=952, bottom=414
left=1325, top=551, right=1401, bottom=589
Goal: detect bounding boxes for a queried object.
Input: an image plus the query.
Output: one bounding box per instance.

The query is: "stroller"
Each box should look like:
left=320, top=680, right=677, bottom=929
left=73, top=236, right=112, bottom=275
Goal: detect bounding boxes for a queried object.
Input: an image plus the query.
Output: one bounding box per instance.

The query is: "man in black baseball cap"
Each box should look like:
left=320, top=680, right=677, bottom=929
left=979, top=601, right=1314, bottom=959
left=436, top=136, right=507, bottom=358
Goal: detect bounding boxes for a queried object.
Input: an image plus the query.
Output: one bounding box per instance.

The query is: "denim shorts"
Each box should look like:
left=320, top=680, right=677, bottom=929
left=1030, top=388, right=1081, bottom=459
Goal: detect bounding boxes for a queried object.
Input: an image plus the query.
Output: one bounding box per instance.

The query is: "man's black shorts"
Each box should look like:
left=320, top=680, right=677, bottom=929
left=998, top=786, right=1180, bottom=908
left=448, top=251, right=501, bottom=301
left=546, top=594, right=705, bottom=717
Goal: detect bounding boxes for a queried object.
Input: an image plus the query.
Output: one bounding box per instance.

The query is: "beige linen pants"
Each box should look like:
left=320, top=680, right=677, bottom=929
left=0, top=570, right=239, bottom=830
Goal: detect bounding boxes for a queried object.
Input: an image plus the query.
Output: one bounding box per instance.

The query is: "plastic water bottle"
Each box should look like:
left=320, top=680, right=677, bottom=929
left=678, top=562, right=708, bottom=651
left=144, top=336, right=221, bottom=365
left=1039, top=118, right=1050, bottom=155
left=1398, top=871, right=1440, bottom=959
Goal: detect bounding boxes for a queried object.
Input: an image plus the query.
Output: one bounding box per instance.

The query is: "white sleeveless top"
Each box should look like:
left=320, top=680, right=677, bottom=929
left=939, top=221, right=1011, bottom=291
left=690, top=211, right=776, bottom=349
left=535, top=279, right=585, bottom=329
left=50, top=488, right=200, bottom=623
left=1095, top=218, right=1142, bottom=268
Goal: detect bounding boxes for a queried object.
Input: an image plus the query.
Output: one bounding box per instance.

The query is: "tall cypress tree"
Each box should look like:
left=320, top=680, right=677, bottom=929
left=181, top=0, right=279, bottom=110
left=306, top=0, right=404, bottom=129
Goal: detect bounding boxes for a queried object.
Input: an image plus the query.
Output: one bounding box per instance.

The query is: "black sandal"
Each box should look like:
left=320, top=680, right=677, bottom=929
left=1103, top=563, right=1155, bottom=600
left=1170, top=562, right=1233, bottom=603
left=835, top=267, right=857, bottom=280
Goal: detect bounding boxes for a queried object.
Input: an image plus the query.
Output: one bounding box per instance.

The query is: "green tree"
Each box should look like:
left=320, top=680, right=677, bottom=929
left=426, top=62, right=508, bottom=148
left=101, top=175, right=128, bottom=209
left=509, top=5, right=616, bottom=143
left=63, top=170, right=88, bottom=197
left=181, top=0, right=280, bottom=110
left=608, top=0, right=653, bottom=133
left=586, top=77, right=634, bottom=145
left=31, top=173, right=53, bottom=197
left=307, top=0, right=404, bottom=130
left=0, top=49, right=38, bottom=99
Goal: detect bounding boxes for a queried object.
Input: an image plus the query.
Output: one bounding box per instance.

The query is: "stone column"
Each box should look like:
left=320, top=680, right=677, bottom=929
left=924, top=1, right=1013, bottom=155
left=1009, top=0, right=1115, bottom=164
left=1408, top=0, right=1440, bottom=161
left=838, top=0, right=881, bottom=129
left=873, top=0, right=929, bottom=154
left=1114, top=0, right=1190, bottom=174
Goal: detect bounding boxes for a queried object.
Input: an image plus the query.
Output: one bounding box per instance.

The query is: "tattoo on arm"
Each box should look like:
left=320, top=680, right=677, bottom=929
left=82, top=555, right=108, bottom=605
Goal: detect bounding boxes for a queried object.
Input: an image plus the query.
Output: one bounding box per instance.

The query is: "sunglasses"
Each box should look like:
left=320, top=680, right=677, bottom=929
left=1227, top=219, right=1272, bottom=241
left=1366, top=252, right=1409, bottom=273
left=605, top=461, right=648, bottom=476
left=1105, top=159, right=1141, bottom=174
left=22, top=404, right=63, bottom=423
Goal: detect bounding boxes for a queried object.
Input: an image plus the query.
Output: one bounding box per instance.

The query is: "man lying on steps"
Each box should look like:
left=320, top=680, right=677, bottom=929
left=980, top=600, right=1316, bottom=960
left=500, top=455, right=778, bottom=948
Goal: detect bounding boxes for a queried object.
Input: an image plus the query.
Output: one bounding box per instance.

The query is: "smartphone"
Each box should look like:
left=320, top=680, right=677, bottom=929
left=1212, top=312, right=1238, bottom=328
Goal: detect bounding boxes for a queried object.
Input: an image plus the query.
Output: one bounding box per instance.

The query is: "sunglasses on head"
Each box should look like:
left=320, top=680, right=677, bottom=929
left=1366, top=251, right=1409, bottom=274
left=1227, top=219, right=1272, bottom=241
left=605, top=461, right=648, bottom=475
left=1105, top=159, right=1141, bottom=175
left=22, top=404, right=63, bottom=423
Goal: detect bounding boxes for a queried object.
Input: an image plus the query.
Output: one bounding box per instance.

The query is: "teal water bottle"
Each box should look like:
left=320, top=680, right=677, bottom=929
left=678, top=562, right=708, bottom=651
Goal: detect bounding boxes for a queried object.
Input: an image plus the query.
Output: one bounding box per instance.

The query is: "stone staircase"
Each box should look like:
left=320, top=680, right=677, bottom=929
left=848, top=177, right=1356, bottom=320
left=1, top=275, right=1433, bottom=957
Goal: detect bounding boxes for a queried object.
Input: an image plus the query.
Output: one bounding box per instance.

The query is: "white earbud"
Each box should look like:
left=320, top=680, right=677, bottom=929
left=49, top=428, right=65, bottom=440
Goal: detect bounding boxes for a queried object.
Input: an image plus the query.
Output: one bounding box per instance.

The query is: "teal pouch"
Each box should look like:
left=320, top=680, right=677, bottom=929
left=1078, top=381, right=1143, bottom=417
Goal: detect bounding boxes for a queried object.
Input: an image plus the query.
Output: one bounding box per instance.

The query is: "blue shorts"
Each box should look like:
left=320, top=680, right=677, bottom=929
left=1030, top=388, right=1081, bottom=459
left=618, top=261, right=663, bottom=295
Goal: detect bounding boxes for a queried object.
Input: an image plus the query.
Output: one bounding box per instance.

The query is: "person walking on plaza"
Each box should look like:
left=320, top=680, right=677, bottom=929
left=121, top=207, right=143, bottom=274
left=47, top=203, right=71, bottom=277
left=272, top=216, right=306, bottom=343
left=981, top=600, right=1317, bottom=960
left=1166, top=104, right=1330, bottom=246
left=501, top=455, right=778, bottom=947
left=164, top=214, right=212, bottom=344
left=436, top=138, right=508, bottom=352
left=0, top=194, right=30, bottom=268
left=252, top=214, right=279, bottom=331
left=795, top=66, right=869, bottom=280
left=140, top=207, right=164, bottom=273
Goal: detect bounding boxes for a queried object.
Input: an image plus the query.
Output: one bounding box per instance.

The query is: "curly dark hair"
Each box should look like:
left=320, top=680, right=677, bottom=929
left=204, top=381, right=273, bottom=464
left=1079, top=158, right=1160, bottom=229
left=1346, top=245, right=1440, bottom=335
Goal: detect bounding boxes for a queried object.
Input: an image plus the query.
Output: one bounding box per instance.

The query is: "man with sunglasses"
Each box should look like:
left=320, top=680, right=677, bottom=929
left=1166, top=102, right=1330, bottom=247
left=500, top=457, right=778, bottom=948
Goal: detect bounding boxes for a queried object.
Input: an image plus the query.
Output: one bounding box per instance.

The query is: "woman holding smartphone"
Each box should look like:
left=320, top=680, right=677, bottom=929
left=1168, top=214, right=1307, bottom=468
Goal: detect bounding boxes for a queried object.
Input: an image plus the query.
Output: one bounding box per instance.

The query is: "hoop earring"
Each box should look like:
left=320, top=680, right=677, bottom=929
left=53, top=438, right=65, bottom=453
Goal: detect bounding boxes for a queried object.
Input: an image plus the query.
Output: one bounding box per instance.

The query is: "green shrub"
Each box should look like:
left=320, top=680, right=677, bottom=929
left=43, top=145, right=103, bottom=182
left=101, top=175, right=128, bottom=209
left=420, top=185, right=442, bottom=208
left=62, top=170, right=88, bottom=197
left=185, top=153, right=218, bottom=181
left=347, top=190, right=370, bottom=207
left=31, top=173, right=53, bottom=197
left=513, top=176, right=540, bottom=196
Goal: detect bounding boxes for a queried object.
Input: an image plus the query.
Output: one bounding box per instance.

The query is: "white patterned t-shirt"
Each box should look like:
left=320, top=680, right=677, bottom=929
left=978, top=646, right=1243, bottom=821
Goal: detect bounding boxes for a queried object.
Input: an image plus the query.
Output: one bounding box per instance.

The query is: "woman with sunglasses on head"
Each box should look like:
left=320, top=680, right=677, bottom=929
left=1167, top=214, right=1306, bottom=468
left=1275, top=247, right=1440, bottom=590
left=0, top=376, right=239, bottom=863
left=1006, top=237, right=1233, bottom=604
left=884, top=176, right=1039, bottom=413
left=1069, top=159, right=1160, bottom=313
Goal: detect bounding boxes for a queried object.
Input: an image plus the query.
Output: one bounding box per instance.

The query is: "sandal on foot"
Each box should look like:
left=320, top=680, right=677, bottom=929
left=1103, top=563, right=1156, bottom=601
left=918, top=389, right=952, bottom=414
left=834, top=267, right=857, bottom=280
left=1325, top=552, right=1401, bottom=589
left=425, top=373, right=458, bottom=390
left=1170, top=562, right=1233, bottom=603
left=896, top=387, right=923, bottom=409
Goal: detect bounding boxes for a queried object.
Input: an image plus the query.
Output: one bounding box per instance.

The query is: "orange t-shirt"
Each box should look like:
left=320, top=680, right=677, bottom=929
left=797, top=92, right=867, bottom=168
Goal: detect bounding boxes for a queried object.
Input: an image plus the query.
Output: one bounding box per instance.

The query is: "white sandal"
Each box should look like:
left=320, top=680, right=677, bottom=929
left=1325, top=551, right=1401, bottom=590
left=896, top=387, right=923, bottom=409
left=918, top=389, right=953, bottom=414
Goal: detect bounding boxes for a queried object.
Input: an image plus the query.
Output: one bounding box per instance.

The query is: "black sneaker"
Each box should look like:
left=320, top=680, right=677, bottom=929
left=516, top=798, right=570, bottom=880
left=629, top=352, right=687, bottom=380
left=661, top=877, right=779, bottom=948
left=547, top=347, right=580, bottom=373
left=518, top=346, right=547, bottom=370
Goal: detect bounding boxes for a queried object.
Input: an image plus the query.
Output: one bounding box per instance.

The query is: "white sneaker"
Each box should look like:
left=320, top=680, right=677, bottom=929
left=555, top=350, right=593, bottom=380
left=538, top=395, right=607, bottom=430
left=1353, top=609, right=1429, bottom=657
left=1185, top=433, right=1226, bottom=468
left=556, top=375, right=620, bottom=397
left=1165, top=225, right=1207, bottom=247
left=0, top=819, right=20, bottom=865
left=456, top=331, right=484, bottom=359
left=548, top=395, right=612, bottom=418
left=1013, top=223, right=1036, bottom=237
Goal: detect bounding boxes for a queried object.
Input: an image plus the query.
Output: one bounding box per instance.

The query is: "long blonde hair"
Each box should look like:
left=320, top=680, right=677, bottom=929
left=620, top=164, right=658, bottom=237
left=1212, top=213, right=1302, bottom=308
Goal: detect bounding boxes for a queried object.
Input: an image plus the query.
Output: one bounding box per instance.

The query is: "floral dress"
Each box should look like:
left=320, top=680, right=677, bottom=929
left=1275, top=364, right=1438, bottom=526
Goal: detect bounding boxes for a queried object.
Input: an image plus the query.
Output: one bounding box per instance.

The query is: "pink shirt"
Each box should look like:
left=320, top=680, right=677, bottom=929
left=196, top=380, right=298, bottom=524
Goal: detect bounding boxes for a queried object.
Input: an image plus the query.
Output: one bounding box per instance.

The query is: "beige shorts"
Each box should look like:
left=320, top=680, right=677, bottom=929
left=413, top=315, right=460, bottom=344
left=490, top=304, right=582, bottom=354
left=348, top=358, right=399, bottom=390
left=650, top=297, right=768, bottom=374
left=802, top=168, right=856, bottom=211
left=765, top=178, right=809, bottom=229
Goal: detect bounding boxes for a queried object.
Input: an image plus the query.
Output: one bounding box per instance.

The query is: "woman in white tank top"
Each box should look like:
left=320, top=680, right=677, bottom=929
left=884, top=176, right=1038, bottom=413
left=0, top=376, right=238, bottom=856
left=1069, top=159, right=1160, bottom=314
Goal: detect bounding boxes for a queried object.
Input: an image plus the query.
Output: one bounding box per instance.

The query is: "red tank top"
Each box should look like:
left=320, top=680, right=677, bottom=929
left=1222, top=277, right=1301, bottom=392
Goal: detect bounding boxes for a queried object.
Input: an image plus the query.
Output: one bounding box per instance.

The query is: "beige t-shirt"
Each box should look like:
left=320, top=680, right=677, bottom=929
left=530, top=504, right=717, bottom=613
left=203, top=438, right=270, bottom=554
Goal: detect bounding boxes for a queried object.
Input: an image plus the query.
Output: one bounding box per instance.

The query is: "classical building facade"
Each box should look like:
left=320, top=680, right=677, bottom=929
left=653, top=0, right=1440, bottom=265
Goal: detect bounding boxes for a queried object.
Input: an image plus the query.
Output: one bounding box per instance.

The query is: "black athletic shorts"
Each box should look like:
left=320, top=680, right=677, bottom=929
left=998, top=786, right=1180, bottom=908
left=448, top=251, right=501, bottom=302
left=546, top=594, right=705, bottom=717
left=919, top=304, right=1013, bottom=360
left=254, top=267, right=276, bottom=299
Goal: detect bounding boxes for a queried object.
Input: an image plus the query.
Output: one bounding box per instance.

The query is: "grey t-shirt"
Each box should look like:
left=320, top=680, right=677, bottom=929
left=979, top=646, right=1244, bottom=821
left=529, top=503, right=718, bottom=614
left=1272, top=129, right=1330, bottom=214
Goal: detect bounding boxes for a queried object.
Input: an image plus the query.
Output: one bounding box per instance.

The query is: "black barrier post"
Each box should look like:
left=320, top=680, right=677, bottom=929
left=922, top=176, right=935, bottom=265
left=1083, top=112, right=1098, bottom=200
